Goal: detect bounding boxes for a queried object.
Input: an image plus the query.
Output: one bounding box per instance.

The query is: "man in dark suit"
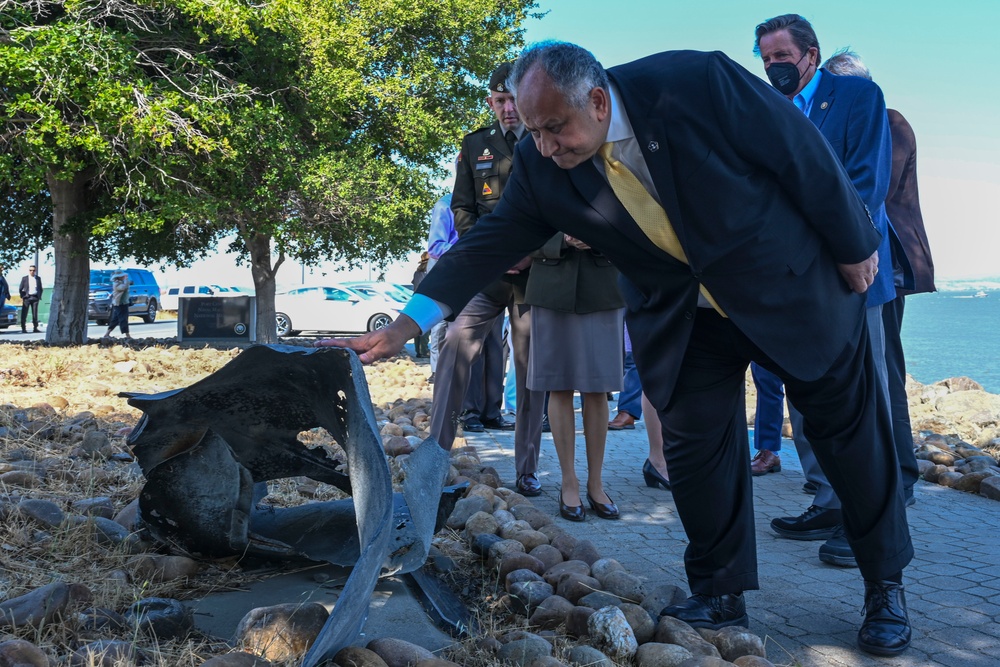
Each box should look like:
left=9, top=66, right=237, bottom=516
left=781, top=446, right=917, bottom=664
left=322, top=41, right=912, bottom=655
left=19, top=265, right=43, bottom=333
left=755, top=17, right=918, bottom=574
left=429, top=62, right=545, bottom=496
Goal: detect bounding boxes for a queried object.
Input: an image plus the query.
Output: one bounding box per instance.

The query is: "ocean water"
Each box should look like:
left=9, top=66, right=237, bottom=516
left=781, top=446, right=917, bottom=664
left=900, top=285, right=1000, bottom=394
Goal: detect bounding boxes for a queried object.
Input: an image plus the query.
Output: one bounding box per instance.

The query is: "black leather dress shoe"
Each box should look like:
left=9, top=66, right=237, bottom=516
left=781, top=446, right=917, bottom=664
left=516, top=473, right=542, bottom=497
left=482, top=416, right=515, bottom=431
left=818, top=526, right=857, bottom=568
left=858, top=580, right=911, bottom=656
left=803, top=480, right=819, bottom=494
left=770, top=505, right=842, bottom=540
left=660, top=593, right=748, bottom=630
left=462, top=416, right=485, bottom=433
left=559, top=491, right=585, bottom=522
left=642, top=459, right=671, bottom=491
left=586, top=492, right=620, bottom=520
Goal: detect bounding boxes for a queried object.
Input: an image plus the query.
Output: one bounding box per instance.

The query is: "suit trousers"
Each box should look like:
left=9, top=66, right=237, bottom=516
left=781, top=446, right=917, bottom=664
left=21, top=298, right=40, bottom=329
left=654, top=308, right=911, bottom=595
left=430, top=288, right=544, bottom=475
left=750, top=362, right=784, bottom=453
left=461, top=316, right=504, bottom=421
left=882, top=295, right=921, bottom=496
left=790, top=305, right=890, bottom=510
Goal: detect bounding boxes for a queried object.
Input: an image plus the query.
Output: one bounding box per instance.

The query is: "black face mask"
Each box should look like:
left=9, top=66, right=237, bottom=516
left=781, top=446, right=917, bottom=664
left=766, top=52, right=809, bottom=96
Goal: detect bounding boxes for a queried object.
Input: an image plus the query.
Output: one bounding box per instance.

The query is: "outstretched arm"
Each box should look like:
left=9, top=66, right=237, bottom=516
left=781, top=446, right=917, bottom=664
left=315, top=314, right=422, bottom=364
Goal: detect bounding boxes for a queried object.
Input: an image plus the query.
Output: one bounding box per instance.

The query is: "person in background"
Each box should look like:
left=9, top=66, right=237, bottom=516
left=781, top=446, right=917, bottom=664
left=411, top=252, right=430, bottom=358
left=523, top=232, right=624, bottom=520
left=749, top=363, right=784, bottom=475
left=19, top=265, right=43, bottom=333
left=430, top=62, right=543, bottom=494
left=755, top=17, right=915, bottom=588
left=425, top=191, right=458, bottom=383
left=104, top=270, right=132, bottom=340
left=0, top=265, right=10, bottom=313
left=609, top=322, right=641, bottom=430
left=823, top=47, right=935, bottom=504
left=641, top=393, right=671, bottom=491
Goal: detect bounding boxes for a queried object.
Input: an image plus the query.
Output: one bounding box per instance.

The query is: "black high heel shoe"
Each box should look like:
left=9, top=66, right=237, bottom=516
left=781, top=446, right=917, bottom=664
left=587, top=491, right=620, bottom=520
left=643, top=459, right=672, bottom=491
left=559, top=490, right=586, bottom=522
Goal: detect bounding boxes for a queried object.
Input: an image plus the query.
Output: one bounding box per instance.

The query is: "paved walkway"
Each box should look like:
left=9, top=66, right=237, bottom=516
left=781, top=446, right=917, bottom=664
left=465, top=404, right=998, bottom=667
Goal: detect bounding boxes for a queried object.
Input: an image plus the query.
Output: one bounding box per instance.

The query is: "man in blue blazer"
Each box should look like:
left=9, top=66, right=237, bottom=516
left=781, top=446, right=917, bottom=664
left=756, top=15, right=919, bottom=573
left=324, top=40, right=912, bottom=656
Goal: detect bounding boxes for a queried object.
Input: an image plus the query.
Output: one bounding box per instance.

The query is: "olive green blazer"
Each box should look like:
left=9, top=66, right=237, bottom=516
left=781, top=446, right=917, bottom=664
left=523, top=234, right=624, bottom=314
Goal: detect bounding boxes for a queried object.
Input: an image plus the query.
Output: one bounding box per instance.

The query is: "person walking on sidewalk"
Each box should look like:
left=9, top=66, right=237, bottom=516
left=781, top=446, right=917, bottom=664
left=104, top=270, right=132, bottom=340
left=18, top=265, right=43, bottom=333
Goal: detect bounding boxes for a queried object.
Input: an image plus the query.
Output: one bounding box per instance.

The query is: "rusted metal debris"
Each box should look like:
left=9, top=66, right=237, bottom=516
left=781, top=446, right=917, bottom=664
left=122, top=345, right=451, bottom=666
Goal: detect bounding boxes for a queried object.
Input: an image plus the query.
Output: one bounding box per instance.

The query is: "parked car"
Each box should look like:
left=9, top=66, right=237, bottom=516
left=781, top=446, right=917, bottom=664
left=273, top=285, right=401, bottom=337
left=88, top=268, right=161, bottom=325
left=161, top=284, right=250, bottom=311
left=1, top=303, right=17, bottom=329
left=343, top=281, right=413, bottom=304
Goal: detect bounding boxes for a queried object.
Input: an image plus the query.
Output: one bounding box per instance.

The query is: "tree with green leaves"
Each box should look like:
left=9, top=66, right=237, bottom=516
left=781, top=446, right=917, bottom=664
left=197, top=0, right=539, bottom=342
left=1, top=0, right=537, bottom=344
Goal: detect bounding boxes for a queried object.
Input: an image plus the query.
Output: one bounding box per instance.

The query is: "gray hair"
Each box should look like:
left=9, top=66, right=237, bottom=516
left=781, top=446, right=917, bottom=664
left=509, top=41, right=609, bottom=110
left=754, top=14, right=821, bottom=64
left=823, top=48, right=872, bottom=80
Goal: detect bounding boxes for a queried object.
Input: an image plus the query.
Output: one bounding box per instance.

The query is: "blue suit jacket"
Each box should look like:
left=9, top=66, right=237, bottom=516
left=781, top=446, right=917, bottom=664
left=807, top=69, right=901, bottom=307
left=417, top=51, right=881, bottom=407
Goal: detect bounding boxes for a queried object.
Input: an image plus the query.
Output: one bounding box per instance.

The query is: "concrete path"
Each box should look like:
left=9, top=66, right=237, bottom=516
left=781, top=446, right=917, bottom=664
left=467, top=405, right=996, bottom=667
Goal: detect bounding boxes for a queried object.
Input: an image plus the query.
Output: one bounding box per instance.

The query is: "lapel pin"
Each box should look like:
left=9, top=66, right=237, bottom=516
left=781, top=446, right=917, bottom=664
left=648, top=141, right=659, bottom=152
left=490, top=129, right=496, bottom=135
left=820, top=102, right=828, bottom=110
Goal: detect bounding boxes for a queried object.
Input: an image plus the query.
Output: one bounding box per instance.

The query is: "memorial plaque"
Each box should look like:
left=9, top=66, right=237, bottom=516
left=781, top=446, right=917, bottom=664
left=179, top=296, right=256, bottom=342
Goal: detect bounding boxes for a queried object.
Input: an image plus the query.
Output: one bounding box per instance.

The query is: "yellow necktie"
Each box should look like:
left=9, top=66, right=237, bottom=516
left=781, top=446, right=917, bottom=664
left=599, top=142, right=726, bottom=317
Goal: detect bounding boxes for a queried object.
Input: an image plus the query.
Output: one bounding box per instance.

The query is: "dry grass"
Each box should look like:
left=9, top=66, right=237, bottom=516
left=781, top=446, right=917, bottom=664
left=0, top=340, right=429, bottom=665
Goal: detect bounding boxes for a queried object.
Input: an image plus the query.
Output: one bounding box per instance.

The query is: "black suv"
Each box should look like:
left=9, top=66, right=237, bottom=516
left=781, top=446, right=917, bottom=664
left=88, top=268, right=161, bottom=325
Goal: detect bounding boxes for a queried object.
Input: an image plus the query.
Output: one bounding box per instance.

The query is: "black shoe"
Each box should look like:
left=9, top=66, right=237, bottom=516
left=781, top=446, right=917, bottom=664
left=771, top=505, right=842, bottom=541
left=818, top=526, right=857, bottom=568
left=858, top=580, right=911, bottom=656
left=559, top=490, right=585, bottom=522
left=427, top=373, right=435, bottom=384
left=462, top=416, right=484, bottom=433
left=516, top=473, right=542, bottom=497
left=32, top=328, right=39, bottom=333
left=659, top=593, right=748, bottom=630
left=482, top=416, right=515, bottom=431
left=541, top=414, right=551, bottom=433
left=642, top=459, right=671, bottom=491
left=586, top=491, right=620, bottom=520
left=803, top=480, right=819, bottom=494
left=21, top=328, right=27, bottom=333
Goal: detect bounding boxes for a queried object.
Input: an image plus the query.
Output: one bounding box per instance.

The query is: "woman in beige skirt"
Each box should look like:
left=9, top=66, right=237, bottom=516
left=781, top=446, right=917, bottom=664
left=525, top=234, right=624, bottom=521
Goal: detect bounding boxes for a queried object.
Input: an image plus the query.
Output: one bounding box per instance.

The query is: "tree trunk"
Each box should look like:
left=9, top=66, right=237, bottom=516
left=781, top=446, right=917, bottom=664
left=247, top=231, right=279, bottom=344
left=45, top=172, right=92, bottom=345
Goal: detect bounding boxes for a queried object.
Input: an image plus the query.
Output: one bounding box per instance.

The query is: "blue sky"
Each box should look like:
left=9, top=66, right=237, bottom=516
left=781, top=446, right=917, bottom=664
left=519, top=0, right=1000, bottom=280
